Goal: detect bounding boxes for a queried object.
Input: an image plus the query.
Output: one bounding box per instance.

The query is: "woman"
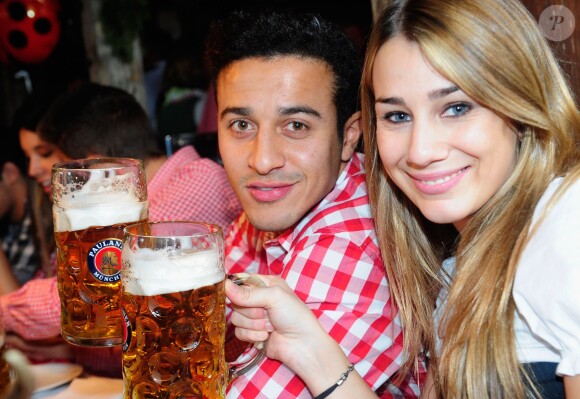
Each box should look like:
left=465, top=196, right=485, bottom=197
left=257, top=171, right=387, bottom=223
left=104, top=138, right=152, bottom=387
left=11, top=96, right=68, bottom=283
left=18, top=106, right=69, bottom=277
left=1, top=98, right=74, bottom=362
left=226, top=0, right=580, bottom=397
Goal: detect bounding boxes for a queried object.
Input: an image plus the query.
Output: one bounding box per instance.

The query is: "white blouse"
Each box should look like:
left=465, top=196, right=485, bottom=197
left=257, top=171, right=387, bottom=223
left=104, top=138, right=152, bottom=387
left=514, top=176, right=580, bottom=376
left=435, top=177, right=580, bottom=376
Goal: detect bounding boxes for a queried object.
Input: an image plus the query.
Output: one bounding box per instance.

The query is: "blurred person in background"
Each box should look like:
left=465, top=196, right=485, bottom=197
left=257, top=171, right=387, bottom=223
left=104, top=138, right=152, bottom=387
left=0, top=146, right=36, bottom=294
left=1, top=96, right=59, bottom=294
left=1, top=82, right=241, bottom=375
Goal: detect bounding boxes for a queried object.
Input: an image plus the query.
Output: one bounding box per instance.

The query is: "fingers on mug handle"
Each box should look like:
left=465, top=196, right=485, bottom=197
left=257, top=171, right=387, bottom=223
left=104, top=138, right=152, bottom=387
left=228, top=273, right=268, bottom=290
left=226, top=274, right=270, bottom=382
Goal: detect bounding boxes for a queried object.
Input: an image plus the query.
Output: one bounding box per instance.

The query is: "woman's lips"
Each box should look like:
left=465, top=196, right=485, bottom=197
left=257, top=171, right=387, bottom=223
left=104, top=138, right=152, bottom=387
left=38, top=180, right=52, bottom=195
left=410, top=167, right=469, bottom=195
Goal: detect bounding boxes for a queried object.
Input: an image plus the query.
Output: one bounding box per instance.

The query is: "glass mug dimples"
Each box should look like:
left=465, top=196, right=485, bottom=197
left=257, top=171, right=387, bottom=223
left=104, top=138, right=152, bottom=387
left=52, top=158, right=148, bottom=346
left=120, top=221, right=266, bottom=399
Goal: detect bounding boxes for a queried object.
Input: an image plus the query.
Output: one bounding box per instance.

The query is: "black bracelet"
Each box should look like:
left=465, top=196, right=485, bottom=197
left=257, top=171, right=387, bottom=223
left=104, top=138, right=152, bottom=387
left=312, top=363, right=355, bottom=399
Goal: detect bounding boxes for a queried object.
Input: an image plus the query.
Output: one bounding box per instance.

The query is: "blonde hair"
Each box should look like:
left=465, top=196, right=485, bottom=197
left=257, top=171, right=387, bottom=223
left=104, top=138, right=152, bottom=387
left=361, top=0, right=580, bottom=397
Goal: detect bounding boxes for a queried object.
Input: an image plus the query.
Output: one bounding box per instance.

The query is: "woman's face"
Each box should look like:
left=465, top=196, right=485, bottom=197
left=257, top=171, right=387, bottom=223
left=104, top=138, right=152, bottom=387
left=372, top=36, right=518, bottom=231
left=19, top=128, right=70, bottom=195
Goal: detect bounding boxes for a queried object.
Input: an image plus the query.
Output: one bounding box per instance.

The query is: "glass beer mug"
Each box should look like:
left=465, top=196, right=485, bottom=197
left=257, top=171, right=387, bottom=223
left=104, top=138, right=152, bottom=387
left=121, top=222, right=266, bottom=399
left=52, top=158, right=148, bottom=346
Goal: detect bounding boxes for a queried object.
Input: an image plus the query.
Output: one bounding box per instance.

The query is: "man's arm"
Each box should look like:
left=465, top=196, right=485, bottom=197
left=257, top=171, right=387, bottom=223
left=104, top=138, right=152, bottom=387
left=0, top=276, right=61, bottom=339
left=0, top=245, right=20, bottom=294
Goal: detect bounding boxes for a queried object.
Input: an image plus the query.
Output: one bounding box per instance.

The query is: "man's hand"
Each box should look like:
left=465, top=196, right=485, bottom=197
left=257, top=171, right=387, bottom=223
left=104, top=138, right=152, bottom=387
left=5, top=333, right=74, bottom=363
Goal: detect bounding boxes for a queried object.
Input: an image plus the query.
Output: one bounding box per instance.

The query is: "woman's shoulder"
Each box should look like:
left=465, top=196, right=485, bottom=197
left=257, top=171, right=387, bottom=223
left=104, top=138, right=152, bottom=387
left=532, top=174, right=580, bottom=225
left=514, top=173, right=580, bottom=372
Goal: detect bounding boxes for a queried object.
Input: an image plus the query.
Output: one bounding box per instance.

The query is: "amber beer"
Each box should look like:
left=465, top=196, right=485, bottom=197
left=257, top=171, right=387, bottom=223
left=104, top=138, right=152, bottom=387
left=52, top=158, right=148, bottom=346
left=121, top=279, right=226, bottom=398
left=121, top=222, right=226, bottom=399
left=121, top=222, right=268, bottom=398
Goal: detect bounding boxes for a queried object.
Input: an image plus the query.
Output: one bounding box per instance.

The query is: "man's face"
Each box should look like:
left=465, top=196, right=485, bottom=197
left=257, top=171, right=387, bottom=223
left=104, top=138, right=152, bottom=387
left=217, top=56, right=347, bottom=232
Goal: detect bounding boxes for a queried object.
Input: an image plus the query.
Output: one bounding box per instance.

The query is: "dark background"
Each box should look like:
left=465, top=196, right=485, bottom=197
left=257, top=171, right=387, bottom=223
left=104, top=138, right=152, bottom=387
left=0, top=0, right=373, bottom=136
left=1, top=0, right=578, bottom=154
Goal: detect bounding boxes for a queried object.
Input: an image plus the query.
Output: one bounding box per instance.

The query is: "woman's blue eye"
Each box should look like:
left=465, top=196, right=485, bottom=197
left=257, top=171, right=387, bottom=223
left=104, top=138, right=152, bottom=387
left=386, top=112, right=411, bottom=123
left=443, top=103, right=471, bottom=117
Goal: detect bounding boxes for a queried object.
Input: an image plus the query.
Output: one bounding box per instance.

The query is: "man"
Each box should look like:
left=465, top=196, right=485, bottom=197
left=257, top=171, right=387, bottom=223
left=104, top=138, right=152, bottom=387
left=206, top=10, right=420, bottom=398
left=0, top=84, right=242, bottom=372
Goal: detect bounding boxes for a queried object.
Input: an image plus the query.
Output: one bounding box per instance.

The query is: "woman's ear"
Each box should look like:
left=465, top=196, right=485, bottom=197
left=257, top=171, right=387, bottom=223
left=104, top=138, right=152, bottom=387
left=341, top=111, right=362, bottom=162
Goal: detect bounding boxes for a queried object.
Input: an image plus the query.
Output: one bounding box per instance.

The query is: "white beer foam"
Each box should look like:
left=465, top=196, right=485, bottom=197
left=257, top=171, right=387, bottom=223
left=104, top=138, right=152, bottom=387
left=122, top=247, right=224, bottom=296
left=54, top=200, right=147, bottom=232
left=54, top=171, right=147, bottom=232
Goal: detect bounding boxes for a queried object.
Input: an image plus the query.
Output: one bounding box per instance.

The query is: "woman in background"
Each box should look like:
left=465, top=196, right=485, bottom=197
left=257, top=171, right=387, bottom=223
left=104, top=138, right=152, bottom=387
left=1, top=95, right=64, bottom=293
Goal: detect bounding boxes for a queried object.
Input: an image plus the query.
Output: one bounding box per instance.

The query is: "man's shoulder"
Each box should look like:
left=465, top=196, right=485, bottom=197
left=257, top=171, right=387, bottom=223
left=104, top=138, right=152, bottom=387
left=307, top=154, right=373, bottom=231
left=168, top=147, right=224, bottom=174
left=156, top=148, right=228, bottom=191
left=294, top=190, right=377, bottom=251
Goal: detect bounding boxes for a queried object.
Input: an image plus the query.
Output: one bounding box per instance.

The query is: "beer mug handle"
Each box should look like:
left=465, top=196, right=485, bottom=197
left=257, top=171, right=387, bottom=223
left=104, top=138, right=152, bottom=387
left=227, top=274, right=270, bottom=382
left=3, top=349, right=35, bottom=399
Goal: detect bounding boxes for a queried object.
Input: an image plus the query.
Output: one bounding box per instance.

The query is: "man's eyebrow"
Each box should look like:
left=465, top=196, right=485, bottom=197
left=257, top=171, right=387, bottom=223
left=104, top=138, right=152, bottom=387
left=279, top=106, right=321, bottom=118
left=428, top=86, right=459, bottom=100
left=220, top=106, right=251, bottom=120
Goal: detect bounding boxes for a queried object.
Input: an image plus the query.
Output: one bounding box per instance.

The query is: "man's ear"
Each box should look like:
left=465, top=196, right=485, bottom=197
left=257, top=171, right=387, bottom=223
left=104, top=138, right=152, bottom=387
left=1, top=162, right=21, bottom=185
left=341, top=111, right=362, bottom=162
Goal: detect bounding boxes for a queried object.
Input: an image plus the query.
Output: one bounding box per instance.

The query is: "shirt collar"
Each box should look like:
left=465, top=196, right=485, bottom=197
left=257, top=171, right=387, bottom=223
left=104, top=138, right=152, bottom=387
left=263, top=153, right=364, bottom=253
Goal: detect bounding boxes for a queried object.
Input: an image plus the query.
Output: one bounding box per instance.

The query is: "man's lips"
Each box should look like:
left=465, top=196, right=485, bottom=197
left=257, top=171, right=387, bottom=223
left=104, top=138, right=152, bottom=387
left=247, top=183, right=295, bottom=202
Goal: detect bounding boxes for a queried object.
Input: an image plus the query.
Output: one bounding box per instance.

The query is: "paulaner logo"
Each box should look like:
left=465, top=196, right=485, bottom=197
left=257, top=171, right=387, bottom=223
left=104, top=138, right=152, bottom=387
left=87, top=238, right=123, bottom=282
left=539, top=5, right=575, bottom=42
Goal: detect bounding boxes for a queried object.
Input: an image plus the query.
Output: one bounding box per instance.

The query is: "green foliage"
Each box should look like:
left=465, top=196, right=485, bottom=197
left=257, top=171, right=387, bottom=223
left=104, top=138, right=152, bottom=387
left=99, top=0, right=149, bottom=62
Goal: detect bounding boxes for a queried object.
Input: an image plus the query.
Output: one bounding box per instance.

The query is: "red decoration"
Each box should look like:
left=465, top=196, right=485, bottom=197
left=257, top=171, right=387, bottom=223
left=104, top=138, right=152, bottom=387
left=0, top=0, right=61, bottom=64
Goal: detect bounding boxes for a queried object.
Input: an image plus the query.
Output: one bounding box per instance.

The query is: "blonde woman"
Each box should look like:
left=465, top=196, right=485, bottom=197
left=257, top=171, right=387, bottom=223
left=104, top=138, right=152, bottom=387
left=226, top=0, right=580, bottom=398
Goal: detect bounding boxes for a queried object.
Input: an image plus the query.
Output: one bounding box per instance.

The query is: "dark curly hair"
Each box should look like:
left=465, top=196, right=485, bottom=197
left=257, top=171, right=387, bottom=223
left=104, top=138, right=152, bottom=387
left=38, top=83, right=161, bottom=160
left=205, top=9, right=361, bottom=138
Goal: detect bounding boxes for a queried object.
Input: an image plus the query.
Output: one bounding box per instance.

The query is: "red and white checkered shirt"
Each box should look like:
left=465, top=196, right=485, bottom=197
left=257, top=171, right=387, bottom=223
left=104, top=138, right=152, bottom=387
left=225, top=153, right=421, bottom=398
left=148, top=145, right=242, bottom=234
left=0, top=145, right=242, bottom=340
